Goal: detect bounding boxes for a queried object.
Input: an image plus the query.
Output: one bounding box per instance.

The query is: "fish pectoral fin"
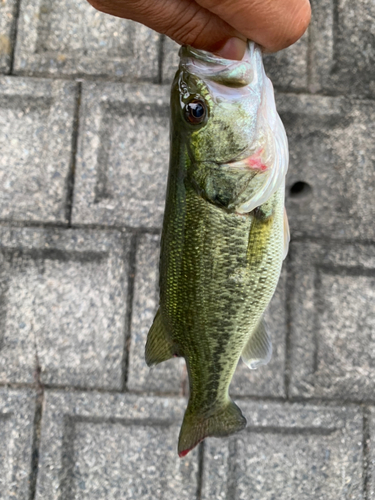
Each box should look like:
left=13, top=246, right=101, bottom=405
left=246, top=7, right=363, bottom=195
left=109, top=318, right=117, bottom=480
left=283, top=207, right=290, bottom=260
left=241, top=317, right=272, bottom=370
left=145, top=308, right=175, bottom=367
left=178, top=400, right=247, bottom=458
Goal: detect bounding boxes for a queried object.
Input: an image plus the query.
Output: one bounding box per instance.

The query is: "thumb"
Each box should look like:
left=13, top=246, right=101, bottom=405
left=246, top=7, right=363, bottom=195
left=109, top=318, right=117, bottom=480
left=87, top=0, right=247, bottom=59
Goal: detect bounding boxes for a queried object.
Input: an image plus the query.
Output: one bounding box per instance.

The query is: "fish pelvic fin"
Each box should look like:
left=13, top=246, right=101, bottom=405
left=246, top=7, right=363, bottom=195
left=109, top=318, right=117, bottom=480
left=145, top=308, right=175, bottom=367
left=178, top=400, right=246, bottom=457
left=241, top=317, right=272, bottom=370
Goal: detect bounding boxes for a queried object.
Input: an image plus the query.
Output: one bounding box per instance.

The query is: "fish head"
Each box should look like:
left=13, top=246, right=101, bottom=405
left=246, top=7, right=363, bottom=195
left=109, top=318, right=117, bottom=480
left=171, top=42, right=288, bottom=213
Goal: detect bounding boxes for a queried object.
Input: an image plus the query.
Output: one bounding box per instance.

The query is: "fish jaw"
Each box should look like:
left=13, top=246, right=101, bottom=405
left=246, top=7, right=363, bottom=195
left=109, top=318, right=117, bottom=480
left=224, top=148, right=268, bottom=172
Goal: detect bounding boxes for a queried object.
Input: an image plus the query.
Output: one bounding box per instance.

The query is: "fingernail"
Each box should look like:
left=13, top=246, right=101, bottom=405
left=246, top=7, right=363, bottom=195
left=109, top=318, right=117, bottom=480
left=214, top=37, right=247, bottom=60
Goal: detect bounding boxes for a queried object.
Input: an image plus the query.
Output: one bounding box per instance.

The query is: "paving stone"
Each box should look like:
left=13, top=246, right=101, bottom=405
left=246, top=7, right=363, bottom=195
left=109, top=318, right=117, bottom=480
left=0, top=388, right=36, bottom=500
left=0, top=76, right=76, bottom=223
left=161, top=37, right=180, bottom=84
left=277, top=93, right=375, bottom=240
left=162, top=35, right=309, bottom=91
left=263, top=31, right=309, bottom=91
left=35, top=391, right=198, bottom=500
left=0, top=227, right=129, bottom=389
left=289, top=241, right=375, bottom=401
left=202, top=401, right=364, bottom=500
left=230, top=268, right=287, bottom=398
left=310, top=0, right=375, bottom=98
left=127, top=233, right=186, bottom=394
left=72, top=82, right=170, bottom=228
left=0, top=0, right=16, bottom=73
left=14, top=0, right=160, bottom=79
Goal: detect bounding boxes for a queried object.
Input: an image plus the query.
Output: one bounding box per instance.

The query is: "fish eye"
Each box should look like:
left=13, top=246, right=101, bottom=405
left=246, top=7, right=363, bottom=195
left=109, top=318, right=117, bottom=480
left=185, top=100, right=207, bottom=124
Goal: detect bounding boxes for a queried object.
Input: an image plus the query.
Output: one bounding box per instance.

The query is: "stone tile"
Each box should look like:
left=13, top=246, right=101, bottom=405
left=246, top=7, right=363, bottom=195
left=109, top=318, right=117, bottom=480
left=289, top=241, right=375, bottom=401
left=0, top=388, right=36, bottom=500
left=264, top=31, right=309, bottom=91
left=127, top=233, right=186, bottom=394
left=0, top=76, right=76, bottom=223
left=72, top=82, right=170, bottom=228
left=202, top=401, right=364, bottom=500
left=277, top=93, right=375, bottom=240
left=0, top=0, right=16, bottom=73
left=230, top=268, right=287, bottom=398
left=14, top=0, right=160, bottom=79
left=162, top=37, right=180, bottom=83
left=35, top=391, right=198, bottom=500
left=310, top=0, right=375, bottom=98
left=0, top=227, right=129, bottom=389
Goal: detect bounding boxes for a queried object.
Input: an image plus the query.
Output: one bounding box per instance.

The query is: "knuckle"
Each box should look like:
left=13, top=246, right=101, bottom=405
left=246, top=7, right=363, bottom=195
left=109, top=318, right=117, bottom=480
left=167, top=8, right=213, bottom=47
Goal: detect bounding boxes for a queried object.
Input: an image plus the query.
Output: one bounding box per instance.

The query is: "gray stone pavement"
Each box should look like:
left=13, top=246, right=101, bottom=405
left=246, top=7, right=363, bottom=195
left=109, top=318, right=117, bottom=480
left=0, top=0, right=374, bottom=498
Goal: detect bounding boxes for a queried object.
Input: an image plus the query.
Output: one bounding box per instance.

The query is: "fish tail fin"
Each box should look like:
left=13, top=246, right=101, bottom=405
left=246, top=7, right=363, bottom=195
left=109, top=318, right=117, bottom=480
left=178, top=399, right=246, bottom=457
left=145, top=308, right=175, bottom=366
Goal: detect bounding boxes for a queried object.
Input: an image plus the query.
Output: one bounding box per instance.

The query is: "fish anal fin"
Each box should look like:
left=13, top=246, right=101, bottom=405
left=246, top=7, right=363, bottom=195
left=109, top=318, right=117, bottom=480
left=178, top=400, right=246, bottom=457
left=241, top=317, right=272, bottom=370
left=145, top=308, right=175, bottom=367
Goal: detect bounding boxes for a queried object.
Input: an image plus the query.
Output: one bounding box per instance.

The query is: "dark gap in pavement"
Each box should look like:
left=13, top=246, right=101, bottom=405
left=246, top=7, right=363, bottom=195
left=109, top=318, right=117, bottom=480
left=307, top=22, right=313, bottom=90
left=313, top=265, right=323, bottom=374
left=226, top=438, right=238, bottom=500
left=157, top=35, right=165, bottom=85
left=60, top=416, right=76, bottom=499
left=8, top=0, right=21, bottom=75
left=245, top=425, right=337, bottom=436
left=66, top=82, right=82, bottom=227
left=28, top=362, right=44, bottom=500
left=196, top=441, right=205, bottom=500
left=362, top=407, right=371, bottom=500
left=67, top=414, right=177, bottom=428
left=121, top=232, right=138, bottom=391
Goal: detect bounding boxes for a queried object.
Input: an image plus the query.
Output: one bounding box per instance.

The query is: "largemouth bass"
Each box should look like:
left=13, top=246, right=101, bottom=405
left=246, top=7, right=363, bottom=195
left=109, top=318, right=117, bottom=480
left=145, top=41, right=289, bottom=457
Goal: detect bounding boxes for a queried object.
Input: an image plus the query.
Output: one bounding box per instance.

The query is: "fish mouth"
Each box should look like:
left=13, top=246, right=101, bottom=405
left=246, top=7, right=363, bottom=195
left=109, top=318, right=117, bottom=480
left=179, top=42, right=257, bottom=88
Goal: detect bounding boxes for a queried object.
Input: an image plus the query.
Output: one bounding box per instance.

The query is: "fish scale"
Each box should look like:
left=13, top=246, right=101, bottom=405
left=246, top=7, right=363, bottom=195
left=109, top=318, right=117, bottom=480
left=145, top=41, right=289, bottom=456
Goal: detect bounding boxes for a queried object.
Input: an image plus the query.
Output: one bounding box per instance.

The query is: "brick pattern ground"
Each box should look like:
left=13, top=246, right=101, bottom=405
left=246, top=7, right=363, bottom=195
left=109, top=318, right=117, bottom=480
left=0, top=388, right=36, bottom=499
left=0, top=1, right=374, bottom=498
left=0, top=0, right=16, bottom=73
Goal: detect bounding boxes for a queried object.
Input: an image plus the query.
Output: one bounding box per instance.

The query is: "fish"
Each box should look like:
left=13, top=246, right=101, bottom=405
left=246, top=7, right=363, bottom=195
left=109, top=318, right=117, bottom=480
left=145, top=41, right=289, bottom=457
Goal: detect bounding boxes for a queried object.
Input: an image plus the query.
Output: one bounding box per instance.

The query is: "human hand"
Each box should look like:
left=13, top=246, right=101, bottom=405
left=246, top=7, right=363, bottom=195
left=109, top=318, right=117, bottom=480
left=87, top=0, right=311, bottom=60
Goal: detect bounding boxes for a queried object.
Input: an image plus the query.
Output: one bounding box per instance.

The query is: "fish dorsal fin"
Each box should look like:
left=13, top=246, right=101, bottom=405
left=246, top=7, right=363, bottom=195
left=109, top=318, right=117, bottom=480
left=241, top=318, right=272, bottom=370
left=283, top=207, right=290, bottom=260
left=145, top=308, right=175, bottom=367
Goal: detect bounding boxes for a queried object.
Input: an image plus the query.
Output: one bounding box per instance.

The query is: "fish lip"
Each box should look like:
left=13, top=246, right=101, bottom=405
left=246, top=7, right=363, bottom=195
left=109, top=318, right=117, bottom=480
left=180, top=44, right=251, bottom=66
left=179, top=42, right=257, bottom=88
left=191, top=145, right=249, bottom=168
